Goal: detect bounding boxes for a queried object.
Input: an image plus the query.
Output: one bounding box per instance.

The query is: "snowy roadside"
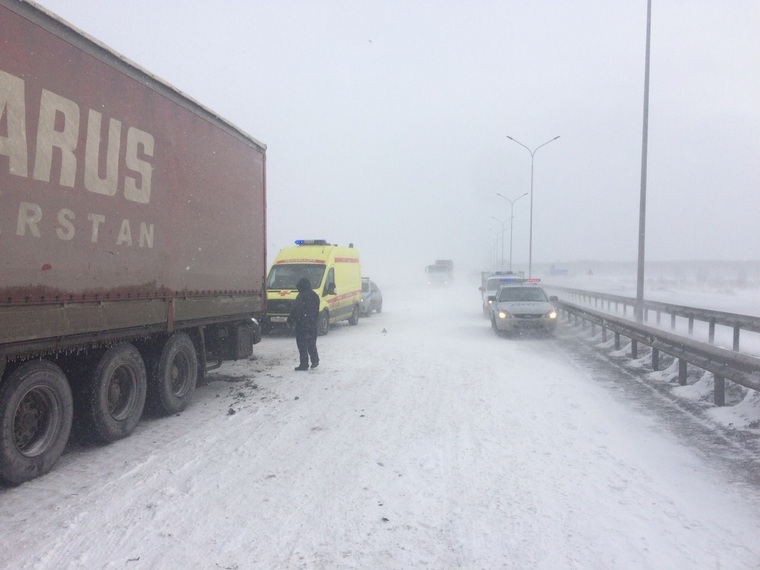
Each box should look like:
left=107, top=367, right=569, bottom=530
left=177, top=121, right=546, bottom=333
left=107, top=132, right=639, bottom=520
left=2, top=283, right=760, bottom=568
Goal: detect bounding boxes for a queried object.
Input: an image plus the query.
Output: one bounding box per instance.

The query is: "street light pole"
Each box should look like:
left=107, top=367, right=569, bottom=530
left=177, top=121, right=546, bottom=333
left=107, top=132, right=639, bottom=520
left=488, top=229, right=499, bottom=270
left=496, top=192, right=527, bottom=271
left=506, top=135, right=560, bottom=278
left=491, top=216, right=507, bottom=270
left=636, top=0, right=653, bottom=323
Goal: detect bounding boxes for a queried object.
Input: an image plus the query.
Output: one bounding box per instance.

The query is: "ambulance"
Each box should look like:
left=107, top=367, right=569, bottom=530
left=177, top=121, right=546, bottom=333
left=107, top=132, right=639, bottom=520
left=264, top=240, right=363, bottom=335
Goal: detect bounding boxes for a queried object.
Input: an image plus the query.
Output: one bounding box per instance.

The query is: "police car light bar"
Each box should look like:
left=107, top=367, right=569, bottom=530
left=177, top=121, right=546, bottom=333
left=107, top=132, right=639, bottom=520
left=524, top=278, right=541, bottom=283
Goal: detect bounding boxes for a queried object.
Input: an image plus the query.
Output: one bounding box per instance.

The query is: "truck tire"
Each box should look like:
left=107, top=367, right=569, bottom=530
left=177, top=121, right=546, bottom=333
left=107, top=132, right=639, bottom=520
left=149, top=333, right=198, bottom=416
left=86, top=343, right=147, bottom=443
left=317, top=310, right=330, bottom=336
left=0, top=361, right=73, bottom=485
left=348, top=304, right=360, bottom=326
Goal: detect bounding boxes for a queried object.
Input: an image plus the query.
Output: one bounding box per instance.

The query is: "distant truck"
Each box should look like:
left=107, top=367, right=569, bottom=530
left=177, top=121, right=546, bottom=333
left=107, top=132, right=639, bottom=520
left=425, top=259, right=454, bottom=287
left=264, top=240, right=362, bottom=335
left=0, top=1, right=266, bottom=484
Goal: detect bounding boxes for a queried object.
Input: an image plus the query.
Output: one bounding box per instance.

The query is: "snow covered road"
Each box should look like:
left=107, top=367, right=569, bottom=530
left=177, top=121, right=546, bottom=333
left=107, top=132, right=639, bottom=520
left=2, top=284, right=760, bottom=569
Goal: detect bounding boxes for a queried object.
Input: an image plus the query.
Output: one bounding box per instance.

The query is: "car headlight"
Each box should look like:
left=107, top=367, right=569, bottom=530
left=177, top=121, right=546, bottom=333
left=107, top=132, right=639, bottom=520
left=546, top=310, right=557, bottom=319
left=498, top=311, right=511, bottom=319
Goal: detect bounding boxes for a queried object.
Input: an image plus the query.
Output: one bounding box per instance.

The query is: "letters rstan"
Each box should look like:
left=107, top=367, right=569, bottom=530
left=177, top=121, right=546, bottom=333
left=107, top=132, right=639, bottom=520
left=0, top=68, right=155, bottom=248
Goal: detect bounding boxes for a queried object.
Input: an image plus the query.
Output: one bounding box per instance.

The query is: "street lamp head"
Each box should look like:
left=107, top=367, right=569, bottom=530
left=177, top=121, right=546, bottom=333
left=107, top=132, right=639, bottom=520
left=496, top=192, right=528, bottom=204
left=506, top=135, right=560, bottom=152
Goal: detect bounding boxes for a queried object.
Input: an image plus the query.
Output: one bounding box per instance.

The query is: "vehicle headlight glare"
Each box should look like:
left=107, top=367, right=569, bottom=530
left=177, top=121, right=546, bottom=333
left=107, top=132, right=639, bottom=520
left=547, top=310, right=557, bottom=319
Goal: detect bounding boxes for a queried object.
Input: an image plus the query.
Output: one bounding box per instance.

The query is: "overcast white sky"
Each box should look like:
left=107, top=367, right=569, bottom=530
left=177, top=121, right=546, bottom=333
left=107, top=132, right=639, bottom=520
left=35, top=0, right=760, bottom=280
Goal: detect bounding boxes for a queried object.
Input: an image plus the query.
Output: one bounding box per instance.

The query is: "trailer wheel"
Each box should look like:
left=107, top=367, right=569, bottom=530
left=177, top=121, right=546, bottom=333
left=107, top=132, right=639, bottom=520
left=149, top=333, right=198, bottom=416
left=0, top=361, right=73, bottom=485
left=317, top=310, right=330, bottom=336
left=348, top=304, right=360, bottom=326
left=86, top=344, right=146, bottom=443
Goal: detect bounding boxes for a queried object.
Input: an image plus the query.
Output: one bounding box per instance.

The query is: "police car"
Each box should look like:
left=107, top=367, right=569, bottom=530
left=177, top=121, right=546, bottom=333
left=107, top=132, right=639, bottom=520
left=488, top=278, right=558, bottom=335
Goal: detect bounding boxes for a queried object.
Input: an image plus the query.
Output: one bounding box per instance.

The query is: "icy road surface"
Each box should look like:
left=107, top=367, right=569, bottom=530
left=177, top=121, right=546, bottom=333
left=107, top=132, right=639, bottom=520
left=2, top=284, right=760, bottom=569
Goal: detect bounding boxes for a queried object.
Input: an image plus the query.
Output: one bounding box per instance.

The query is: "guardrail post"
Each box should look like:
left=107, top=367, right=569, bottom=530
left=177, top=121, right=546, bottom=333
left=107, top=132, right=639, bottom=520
left=602, top=327, right=607, bottom=342
left=615, top=332, right=620, bottom=350
left=631, top=339, right=638, bottom=359
left=714, top=374, right=725, bottom=406
left=670, top=313, right=676, bottom=330
left=656, top=310, right=661, bottom=325
left=591, top=322, right=596, bottom=336
left=678, top=359, right=687, bottom=385
left=688, top=315, right=694, bottom=335
left=733, top=325, right=741, bottom=351
left=652, top=348, right=659, bottom=371
left=708, top=318, right=716, bottom=343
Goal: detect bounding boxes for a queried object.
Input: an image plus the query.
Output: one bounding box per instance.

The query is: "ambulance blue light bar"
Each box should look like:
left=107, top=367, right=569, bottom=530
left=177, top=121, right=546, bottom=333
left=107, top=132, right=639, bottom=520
left=295, top=239, right=328, bottom=246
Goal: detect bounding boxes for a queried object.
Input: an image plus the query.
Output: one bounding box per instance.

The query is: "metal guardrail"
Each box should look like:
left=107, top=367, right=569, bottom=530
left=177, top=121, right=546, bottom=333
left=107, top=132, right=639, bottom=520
left=555, top=299, right=760, bottom=406
left=545, top=285, right=760, bottom=351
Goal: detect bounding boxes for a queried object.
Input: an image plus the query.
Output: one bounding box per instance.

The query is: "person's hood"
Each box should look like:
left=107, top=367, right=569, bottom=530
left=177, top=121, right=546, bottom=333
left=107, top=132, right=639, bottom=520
left=296, top=278, right=312, bottom=291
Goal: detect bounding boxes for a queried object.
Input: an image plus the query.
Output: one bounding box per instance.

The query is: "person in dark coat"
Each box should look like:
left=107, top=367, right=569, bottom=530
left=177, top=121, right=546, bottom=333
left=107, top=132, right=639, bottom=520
left=287, top=277, right=320, bottom=371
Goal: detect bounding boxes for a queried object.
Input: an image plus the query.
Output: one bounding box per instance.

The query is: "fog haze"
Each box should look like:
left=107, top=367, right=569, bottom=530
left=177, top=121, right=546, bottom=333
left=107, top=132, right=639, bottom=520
left=35, top=1, right=760, bottom=282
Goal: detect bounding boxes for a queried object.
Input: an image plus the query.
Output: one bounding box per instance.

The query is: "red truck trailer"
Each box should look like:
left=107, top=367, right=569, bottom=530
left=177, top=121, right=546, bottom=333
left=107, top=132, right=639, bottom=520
left=0, top=1, right=267, bottom=484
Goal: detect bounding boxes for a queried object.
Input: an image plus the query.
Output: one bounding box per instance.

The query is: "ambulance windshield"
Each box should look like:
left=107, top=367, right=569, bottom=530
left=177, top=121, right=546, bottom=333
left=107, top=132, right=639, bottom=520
left=267, top=264, right=326, bottom=290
